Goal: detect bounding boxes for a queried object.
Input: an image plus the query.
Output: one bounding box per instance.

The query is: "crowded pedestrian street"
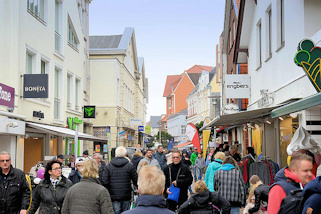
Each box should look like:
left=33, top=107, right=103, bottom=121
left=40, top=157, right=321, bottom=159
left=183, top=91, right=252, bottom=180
left=2, top=0, right=321, bottom=213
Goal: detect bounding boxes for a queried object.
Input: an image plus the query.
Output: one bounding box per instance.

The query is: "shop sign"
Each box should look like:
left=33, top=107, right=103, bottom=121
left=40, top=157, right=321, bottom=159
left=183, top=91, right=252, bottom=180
left=95, top=145, right=100, bottom=153
left=258, top=89, right=273, bottom=108
left=103, top=144, right=108, bottom=153
left=67, top=117, right=82, bottom=130
left=295, top=39, right=321, bottom=92
left=33, top=111, right=44, bottom=119
left=0, top=83, right=14, bottom=108
left=144, top=138, right=149, bottom=143
left=138, top=126, right=144, bottom=132
left=203, top=117, right=211, bottom=127
left=130, top=118, right=142, bottom=126
left=93, top=127, right=107, bottom=138
left=0, top=118, right=25, bottom=135
left=84, top=106, right=96, bottom=118
left=225, top=75, right=250, bottom=98
left=145, top=125, right=151, bottom=134
left=222, top=103, right=239, bottom=115
left=23, top=74, right=48, bottom=98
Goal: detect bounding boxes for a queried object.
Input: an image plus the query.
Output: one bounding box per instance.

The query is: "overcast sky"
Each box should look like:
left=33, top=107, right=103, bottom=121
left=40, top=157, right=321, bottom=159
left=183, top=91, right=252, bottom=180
left=89, top=0, right=225, bottom=121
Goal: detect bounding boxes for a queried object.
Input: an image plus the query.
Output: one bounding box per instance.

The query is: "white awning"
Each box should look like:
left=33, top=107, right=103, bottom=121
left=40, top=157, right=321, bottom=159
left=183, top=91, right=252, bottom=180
left=27, top=122, right=107, bottom=142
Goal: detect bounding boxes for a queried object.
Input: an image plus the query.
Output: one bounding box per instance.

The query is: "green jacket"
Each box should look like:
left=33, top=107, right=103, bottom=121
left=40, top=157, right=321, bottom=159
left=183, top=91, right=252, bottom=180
left=190, top=152, right=198, bottom=166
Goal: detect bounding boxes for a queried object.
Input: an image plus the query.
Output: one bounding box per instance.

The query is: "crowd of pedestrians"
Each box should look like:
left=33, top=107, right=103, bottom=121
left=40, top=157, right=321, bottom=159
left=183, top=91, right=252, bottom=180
left=2, top=140, right=321, bottom=214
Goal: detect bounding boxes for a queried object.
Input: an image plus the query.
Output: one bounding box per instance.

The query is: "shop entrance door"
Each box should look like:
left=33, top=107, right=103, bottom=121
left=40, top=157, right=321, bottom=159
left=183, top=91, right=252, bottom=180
left=24, top=137, right=43, bottom=173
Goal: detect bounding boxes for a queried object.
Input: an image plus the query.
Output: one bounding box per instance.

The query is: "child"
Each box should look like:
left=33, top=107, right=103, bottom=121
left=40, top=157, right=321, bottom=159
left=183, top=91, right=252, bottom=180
left=195, top=153, right=205, bottom=181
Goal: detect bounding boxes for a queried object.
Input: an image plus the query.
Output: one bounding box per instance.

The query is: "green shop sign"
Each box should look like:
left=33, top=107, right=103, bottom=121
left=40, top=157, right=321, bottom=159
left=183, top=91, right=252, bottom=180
left=67, top=117, right=82, bottom=130
left=295, top=39, right=321, bottom=92
left=84, top=105, right=96, bottom=118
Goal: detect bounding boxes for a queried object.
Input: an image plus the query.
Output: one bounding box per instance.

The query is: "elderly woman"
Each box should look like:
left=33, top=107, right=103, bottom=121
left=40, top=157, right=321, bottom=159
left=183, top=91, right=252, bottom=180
left=204, top=151, right=225, bottom=192
left=62, top=159, right=113, bottom=213
left=178, top=180, right=231, bottom=214
left=28, top=159, right=73, bottom=214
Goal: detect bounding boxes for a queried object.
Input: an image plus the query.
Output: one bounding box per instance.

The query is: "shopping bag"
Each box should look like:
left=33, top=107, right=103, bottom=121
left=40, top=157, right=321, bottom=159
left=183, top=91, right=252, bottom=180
left=168, top=184, right=180, bottom=202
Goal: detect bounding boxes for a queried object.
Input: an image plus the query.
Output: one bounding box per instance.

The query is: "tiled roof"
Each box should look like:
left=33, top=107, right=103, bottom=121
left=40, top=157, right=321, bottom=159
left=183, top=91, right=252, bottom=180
left=163, top=75, right=182, bottom=97
left=89, top=35, right=122, bottom=49
left=187, top=73, right=202, bottom=86
left=150, top=116, right=162, bottom=128
left=185, top=65, right=213, bottom=73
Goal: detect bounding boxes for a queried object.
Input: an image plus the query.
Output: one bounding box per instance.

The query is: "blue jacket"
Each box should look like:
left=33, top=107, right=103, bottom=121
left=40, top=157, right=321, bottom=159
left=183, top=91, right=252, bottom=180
left=271, top=167, right=301, bottom=196
left=68, top=170, right=81, bottom=185
left=122, top=195, right=174, bottom=214
left=302, top=176, right=321, bottom=214
left=204, top=159, right=223, bottom=192
left=153, top=151, right=167, bottom=170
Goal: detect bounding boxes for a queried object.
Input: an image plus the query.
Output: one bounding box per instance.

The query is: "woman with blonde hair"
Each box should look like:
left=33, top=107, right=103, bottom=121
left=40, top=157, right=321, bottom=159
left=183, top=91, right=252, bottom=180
left=205, top=151, right=225, bottom=192
left=61, top=159, right=113, bottom=214
left=178, top=180, right=231, bottom=214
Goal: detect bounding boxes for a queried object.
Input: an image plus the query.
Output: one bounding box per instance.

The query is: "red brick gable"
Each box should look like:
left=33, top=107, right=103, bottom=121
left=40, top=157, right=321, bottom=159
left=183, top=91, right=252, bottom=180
left=185, top=65, right=213, bottom=73
left=163, top=75, right=182, bottom=97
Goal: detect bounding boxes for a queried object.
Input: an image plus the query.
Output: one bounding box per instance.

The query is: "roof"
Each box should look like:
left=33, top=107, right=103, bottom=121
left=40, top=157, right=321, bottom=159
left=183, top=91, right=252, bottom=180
left=150, top=116, right=162, bottom=128
left=89, top=35, right=122, bottom=49
left=163, top=75, right=182, bottom=97
left=208, top=67, right=217, bottom=86
left=185, top=65, right=213, bottom=73
left=167, top=109, right=188, bottom=120
left=187, top=73, right=202, bottom=86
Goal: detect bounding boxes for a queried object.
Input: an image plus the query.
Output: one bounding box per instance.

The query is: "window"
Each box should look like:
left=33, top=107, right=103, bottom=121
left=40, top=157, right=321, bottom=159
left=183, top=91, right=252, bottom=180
left=229, top=29, right=232, bottom=49
left=26, top=52, right=34, bottom=74
left=68, top=19, right=79, bottom=51
left=168, top=99, right=171, bottom=109
left=267, top=8, right=272, bottom=58
left=257, top=21, right=262, bottom=68
left=40, top=60, right=46, bottom=74
left=55, top=0, right=62, bottom=53
left=27, top=0, right=45, bottom=21
left=75, top=78, right=80, bottom=111
left=277, top=0, right=285, bottom=49
left=181, top=126, right=186, bottom=135
left=54, top=67, right=61, bottom=119
left=67, top=74, right=72, bottom=108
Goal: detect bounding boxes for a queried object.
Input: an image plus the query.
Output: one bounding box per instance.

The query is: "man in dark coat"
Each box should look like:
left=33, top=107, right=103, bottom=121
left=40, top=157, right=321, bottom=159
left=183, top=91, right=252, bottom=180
left=106, top=146, right=138, bottom=214
left=123, top=165, right=174, bottom=214
left=0, top=151, right=30, bottom=214
left=153, top=145, right=167, bottom=170
left=93, top=153, right=108, bottom=188
left=163, top=150, right=193, bottom=212
left=68, top=157, right=85, bottom=184
left=301, top=176, right=321, bottom=214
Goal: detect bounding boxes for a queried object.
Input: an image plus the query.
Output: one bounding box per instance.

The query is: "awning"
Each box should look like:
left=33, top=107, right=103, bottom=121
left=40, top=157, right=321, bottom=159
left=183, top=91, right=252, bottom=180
left=27, top=122, right=107, bottom=142
left=201, top=106, right=277, bottom=131
left=271, top=93, right=321, bottom=118
left=174, top=141, right=192, bottom=148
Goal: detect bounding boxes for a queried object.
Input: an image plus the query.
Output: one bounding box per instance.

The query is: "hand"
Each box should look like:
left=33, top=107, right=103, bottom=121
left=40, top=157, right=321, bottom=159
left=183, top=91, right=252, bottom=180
left=20, top=210, right=27, bottom=214
left=173, top=181, right=177, bottom=186
left=166, top=188, right=172, bottom=195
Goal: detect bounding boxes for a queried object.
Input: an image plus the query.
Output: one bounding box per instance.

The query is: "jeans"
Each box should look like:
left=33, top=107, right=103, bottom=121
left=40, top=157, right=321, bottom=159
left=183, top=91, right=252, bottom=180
left=112, top=200, right=131, bottom=214
left=230, top=206, right=240, bottom=214
left=192, top=165, right=197, bottom=181
left=196, top=167, right=203, bottom=180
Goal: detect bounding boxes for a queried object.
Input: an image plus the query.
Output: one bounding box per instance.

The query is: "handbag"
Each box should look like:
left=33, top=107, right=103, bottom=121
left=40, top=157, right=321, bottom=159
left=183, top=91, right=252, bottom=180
left=167, top=167, right=181, bottom=202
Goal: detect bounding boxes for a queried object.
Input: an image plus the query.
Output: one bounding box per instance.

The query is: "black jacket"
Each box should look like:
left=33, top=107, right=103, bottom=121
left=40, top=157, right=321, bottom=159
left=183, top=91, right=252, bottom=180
left=248, top=184, right=269, bottom=213
left=68, top=170, right=81, bottom=185
left=131, top=155, right=143, bottom=170
left=0, top=166, right=31, bottom=214
left=106, top=157, right=138, bottom=201
left=178, top=190, right=231, bottom=214
left=98, top=161, right=108, bottom=188
left=163, top=162, right=193, bottom=205
left=28, top=176, right=73, bottom=214
left=123, top=195, right=175, bottom=214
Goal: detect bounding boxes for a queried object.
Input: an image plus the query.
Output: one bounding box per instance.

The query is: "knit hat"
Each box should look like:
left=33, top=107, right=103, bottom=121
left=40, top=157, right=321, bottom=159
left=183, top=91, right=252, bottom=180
left=83, top=150, right=89, bottom=155
left=75, top=157, right=85, bottom=165
left=249, top=175, right=260, bottom=185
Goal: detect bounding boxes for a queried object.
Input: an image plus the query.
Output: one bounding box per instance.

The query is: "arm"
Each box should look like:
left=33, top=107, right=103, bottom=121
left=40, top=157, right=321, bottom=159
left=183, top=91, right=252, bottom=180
left=248, top=189, right=261, bottom=213
left=99, top=165, right=109, bottom=188
left=28, top=184, right=41, bottom=214
left=100, top=189, right=114, bottom=214
left=239, top=172, right=247, bottom=207
left=61, top=189, right=71, bottom=214
left=212, top=193, right=231, bottom=214
left=267, top=185, right=286, bottom=214
left=130, top=164, right=138, bottom=187
left=20, top=173, right=31, bottom=211
left=204, top=167, right=210, bottom=186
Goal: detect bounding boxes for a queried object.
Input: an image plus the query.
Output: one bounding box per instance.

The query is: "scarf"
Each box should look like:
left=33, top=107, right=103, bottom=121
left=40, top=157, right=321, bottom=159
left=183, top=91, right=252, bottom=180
left=50, top=176, right=62, bottom=188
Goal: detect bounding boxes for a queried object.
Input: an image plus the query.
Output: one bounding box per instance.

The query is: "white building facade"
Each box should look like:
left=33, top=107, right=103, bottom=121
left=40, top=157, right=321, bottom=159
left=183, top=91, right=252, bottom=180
left=167, top=109, right=188, bottom=143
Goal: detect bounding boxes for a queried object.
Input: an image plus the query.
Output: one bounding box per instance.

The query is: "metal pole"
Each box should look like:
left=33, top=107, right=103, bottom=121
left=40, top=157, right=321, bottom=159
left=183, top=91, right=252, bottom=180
left=159, top=123, right=161, bottom=145
left=74, top=124, right=78, bottom=158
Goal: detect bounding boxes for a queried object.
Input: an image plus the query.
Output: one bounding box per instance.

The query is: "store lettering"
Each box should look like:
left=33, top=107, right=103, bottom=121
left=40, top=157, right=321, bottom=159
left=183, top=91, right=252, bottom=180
left=24, top=86, right=46, bottom=92
left=0, top=86, right=11, bottom=102
left=226, top=81, right=249, bottom=89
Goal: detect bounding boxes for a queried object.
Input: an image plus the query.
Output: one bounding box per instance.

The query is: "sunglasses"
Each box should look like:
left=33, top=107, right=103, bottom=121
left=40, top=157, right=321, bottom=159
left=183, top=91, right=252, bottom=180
left=0, top=159, right=10, bottom=163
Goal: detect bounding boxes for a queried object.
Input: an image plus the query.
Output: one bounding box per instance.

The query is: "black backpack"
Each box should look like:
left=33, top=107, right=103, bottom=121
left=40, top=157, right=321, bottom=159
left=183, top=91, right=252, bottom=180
left=278, top=189, right=304, bottom=214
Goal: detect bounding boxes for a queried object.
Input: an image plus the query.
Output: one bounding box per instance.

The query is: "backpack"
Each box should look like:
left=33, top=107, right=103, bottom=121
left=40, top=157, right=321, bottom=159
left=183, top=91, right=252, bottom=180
left=189, top=196, right=220, bottom=214
left=278, top=189, right=303, bottom=214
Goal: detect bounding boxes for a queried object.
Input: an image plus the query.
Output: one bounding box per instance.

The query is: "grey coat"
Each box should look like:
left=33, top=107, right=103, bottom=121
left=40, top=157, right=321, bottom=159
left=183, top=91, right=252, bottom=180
left=195, top=157, right=206, bottom=169
left=61, top=177, right=113, bottom=214
left=137, top=156, right=161, bottom=172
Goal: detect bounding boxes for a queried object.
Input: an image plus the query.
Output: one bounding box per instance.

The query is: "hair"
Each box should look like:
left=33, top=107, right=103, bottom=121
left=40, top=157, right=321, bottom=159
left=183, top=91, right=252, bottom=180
left=289, top=154, right=313, bottom=170
left=214, top=152, right=225, bottom=161
left=172, top=150, right=181, bottom=156
left=138, top=160, right=148, bottom=173
left=195, top=180, right=208, bottom=194
left=82, top=159, right=99, bottom=178
left=229, top=145, right=236, bottom=152
left=146, top=148, right=153, bottom=152
left=93, top=153, right=102, bottom=160
left=115, top=146, right=127, bottom=157
left=223, top=156, right=236, bottom=166
left=158, top=145, right=163, bottom=149
left=133, top=150, right=143, bottom=157
left=44, top=160, right=62, bottom=180
left=138, top=165, right=165, bottom=195
left=247, top=147, right=255, bottom=157
left=0, top=151, right=11, bottom=159
left=248, top=180, right=263, bottom=203
left=249, top=175, right=261, bottom=185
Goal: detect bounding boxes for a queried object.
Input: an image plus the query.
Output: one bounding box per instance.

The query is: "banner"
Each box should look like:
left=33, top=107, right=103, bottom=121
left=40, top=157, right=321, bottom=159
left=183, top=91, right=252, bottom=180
left=167, top=137, right=174, bottom=151
left=202, top=130, right=211, bottom=159
left=185, top=124, right=201, bottom=153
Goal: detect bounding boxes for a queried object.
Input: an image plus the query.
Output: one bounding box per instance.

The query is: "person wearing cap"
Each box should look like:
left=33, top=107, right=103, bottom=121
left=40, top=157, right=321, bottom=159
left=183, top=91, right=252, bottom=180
left=57, top=154, right=67, bottom=168
left=83, top=150, right=90, bottom=159
left=68, top=157, right=85, bottom=184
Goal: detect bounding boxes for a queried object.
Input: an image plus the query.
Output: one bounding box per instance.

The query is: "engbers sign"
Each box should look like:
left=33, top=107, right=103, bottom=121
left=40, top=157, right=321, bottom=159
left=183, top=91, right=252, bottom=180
left=23, top=74, right=48, bottom=98
left=225, top=75, right=250, bottom=98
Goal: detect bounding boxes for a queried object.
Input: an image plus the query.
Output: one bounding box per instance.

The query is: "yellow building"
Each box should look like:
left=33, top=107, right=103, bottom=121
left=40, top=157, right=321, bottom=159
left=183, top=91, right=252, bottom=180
left=89, top=28, right=148, bottom=149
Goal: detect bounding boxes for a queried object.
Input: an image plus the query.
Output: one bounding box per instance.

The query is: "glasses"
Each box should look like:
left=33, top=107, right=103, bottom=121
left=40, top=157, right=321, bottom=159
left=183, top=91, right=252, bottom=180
left=172, top=156, right=180, bottom=159
left=51, top=167, right=62, bottom=171
left=0, top=159, right=10, bottom=163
